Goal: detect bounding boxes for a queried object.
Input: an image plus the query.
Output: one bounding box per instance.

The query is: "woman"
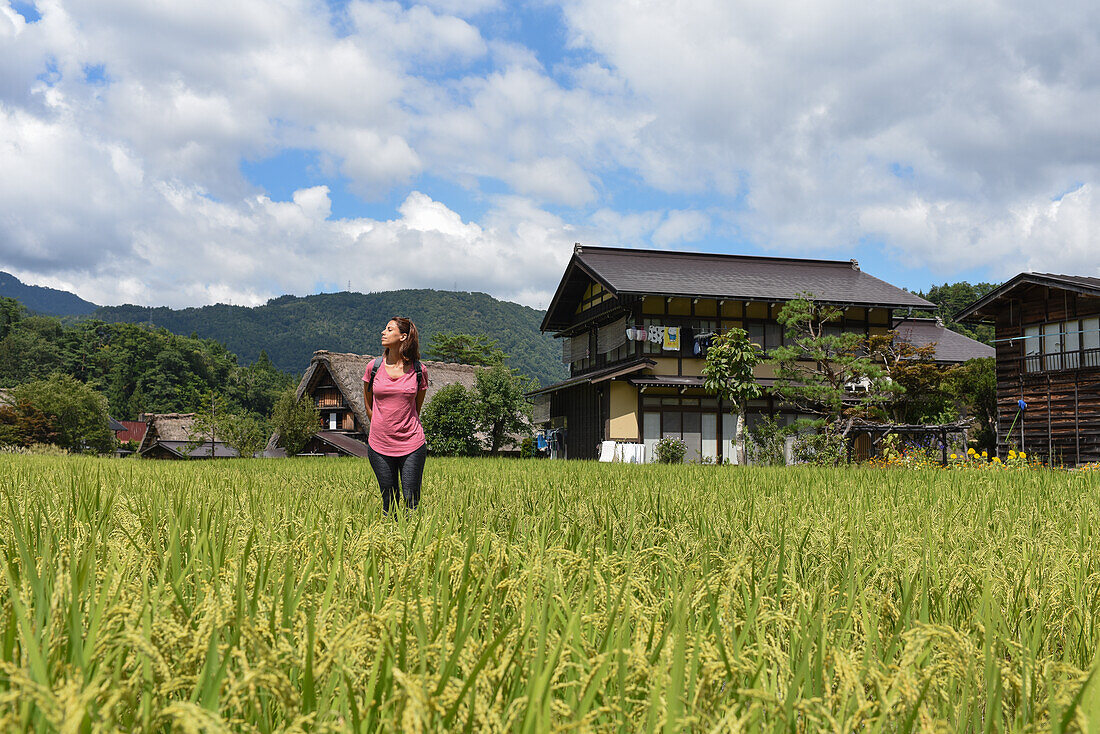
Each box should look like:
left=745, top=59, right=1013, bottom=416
left=363, top=317, right=428, bottom=512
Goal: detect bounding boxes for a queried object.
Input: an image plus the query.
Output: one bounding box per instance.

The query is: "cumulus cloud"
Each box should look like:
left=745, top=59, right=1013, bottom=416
left=558, top=0, right=1100, bottom=272
left=3, top=0, right=1100, bottom=310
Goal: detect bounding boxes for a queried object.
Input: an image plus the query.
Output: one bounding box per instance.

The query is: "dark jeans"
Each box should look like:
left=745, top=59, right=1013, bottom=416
left=367, top=443, right=427, bottom=512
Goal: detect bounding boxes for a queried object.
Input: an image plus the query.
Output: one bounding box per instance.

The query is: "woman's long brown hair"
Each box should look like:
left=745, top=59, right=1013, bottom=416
left=389, top=316, right=421, bottom=363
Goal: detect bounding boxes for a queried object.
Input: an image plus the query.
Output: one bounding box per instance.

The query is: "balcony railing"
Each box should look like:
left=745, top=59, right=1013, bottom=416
left=1023, top=347, right=1100, bottom=373
left=315, top=395, right=347, bottom=409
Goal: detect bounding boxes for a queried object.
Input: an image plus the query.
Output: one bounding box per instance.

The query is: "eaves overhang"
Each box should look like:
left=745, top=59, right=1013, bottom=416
left=956, top=272, right=1100, bottom=322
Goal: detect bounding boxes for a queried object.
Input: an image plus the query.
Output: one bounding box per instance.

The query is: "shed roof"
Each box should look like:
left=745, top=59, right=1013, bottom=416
left=543, top=245, right=934, bottom=331
left=142, top=440, right=239, bottom=459
left=956, top=272, right=1100, bottom=321
left=312, top=430, right=372, bottom=457
left=894, top=318, right=995, bottom=363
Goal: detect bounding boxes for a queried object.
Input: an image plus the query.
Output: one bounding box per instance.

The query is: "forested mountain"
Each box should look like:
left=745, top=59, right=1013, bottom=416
left=92, top=290, right=568, bottom=387
left=0, top=299, right=294, bottom=420
left=912, top=282, right=1000, bottom=345
left=0, top=271, right=98, bottom=316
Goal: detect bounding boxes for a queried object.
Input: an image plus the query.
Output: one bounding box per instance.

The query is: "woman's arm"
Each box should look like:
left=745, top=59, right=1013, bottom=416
left=416, top=388, right=426, bottom=414
left=363, top=384, right=373, bottom=421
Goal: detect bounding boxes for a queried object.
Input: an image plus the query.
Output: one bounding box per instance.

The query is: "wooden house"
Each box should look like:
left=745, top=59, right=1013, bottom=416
left=532, top=245, right=994, bottom=462
left=957, top=273, right=1100, bottom=466
left=137, top=413, right=238, bottom=459
left=266, top=350, right=484, bottom=457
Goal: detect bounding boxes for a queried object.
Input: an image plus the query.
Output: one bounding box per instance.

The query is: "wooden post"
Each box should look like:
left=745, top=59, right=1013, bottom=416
left=1075, top=379, right=1081, bottom=467
left=1047, top=375, right=1052, bottom=463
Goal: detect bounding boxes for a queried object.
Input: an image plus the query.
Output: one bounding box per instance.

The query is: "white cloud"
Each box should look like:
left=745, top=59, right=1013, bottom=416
left=558, top=0, right=1100, bottom=272
left=653, top=210, right=710, bottom=248
left=4, top=0, right=1100, bottom=310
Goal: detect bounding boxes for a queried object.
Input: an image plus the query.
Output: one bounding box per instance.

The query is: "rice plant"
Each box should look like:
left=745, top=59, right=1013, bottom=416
left=0, top=455, right=1098, bottom=731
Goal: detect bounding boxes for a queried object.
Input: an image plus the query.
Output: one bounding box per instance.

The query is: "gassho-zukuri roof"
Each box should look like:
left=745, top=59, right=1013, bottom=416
left=543, top=245, right=934, bottom=332
left=295, top=351, right=484, bottom=430
left=956, top=272, right=1100, bottom=321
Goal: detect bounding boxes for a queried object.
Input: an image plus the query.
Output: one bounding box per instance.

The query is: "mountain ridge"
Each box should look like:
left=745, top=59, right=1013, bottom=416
left=0, top=271, right=99, bottom=316
left=89, top=289, right=567, bottom=387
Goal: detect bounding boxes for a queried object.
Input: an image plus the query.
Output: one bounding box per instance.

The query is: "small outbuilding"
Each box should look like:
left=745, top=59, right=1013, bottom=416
left=137, top=413, right=238, bottom=459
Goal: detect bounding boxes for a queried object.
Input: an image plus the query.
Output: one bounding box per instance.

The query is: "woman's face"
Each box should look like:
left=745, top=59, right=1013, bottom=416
left=381, top=320, right=405, bottom=351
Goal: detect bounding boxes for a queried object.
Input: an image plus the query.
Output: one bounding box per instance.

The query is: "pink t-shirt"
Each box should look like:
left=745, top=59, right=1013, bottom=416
left=364, top=363, right=427, bottom=456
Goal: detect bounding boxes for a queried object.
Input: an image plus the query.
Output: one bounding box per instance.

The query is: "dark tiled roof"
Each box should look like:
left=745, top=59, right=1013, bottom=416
left=145, top=440, right=239, bottom=458
left=575, top=246, right=933, bottom=308
left=957, top=272, right=1100, bottom=321
left=526, top=358, right=655, bottom=396
left=312, top=431, right=372, bottom=457
left=893, top=318, right=994, bottom=363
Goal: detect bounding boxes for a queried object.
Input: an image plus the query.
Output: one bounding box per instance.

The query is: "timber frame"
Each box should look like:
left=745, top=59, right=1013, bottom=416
left=958, top=273, right=1100, bottom=466
left=532, top=245, right=996, bottom=461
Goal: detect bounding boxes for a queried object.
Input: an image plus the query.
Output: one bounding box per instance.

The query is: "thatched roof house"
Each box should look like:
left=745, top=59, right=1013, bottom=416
left=267, top=350, right=520, bottom=457
left=138, top=413, right=238, bottom=459
left=298, top=350, right=483, bottom=434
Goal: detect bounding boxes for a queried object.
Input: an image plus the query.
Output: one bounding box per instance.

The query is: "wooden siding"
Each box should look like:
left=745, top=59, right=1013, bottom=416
left=993, top=284, right=1100, bottom=465
left=550, top=382, right=602, bottom=459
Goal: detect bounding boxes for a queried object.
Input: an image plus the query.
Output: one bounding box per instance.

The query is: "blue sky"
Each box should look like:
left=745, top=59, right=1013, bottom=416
left=1, top=0, right=1098, bottom=308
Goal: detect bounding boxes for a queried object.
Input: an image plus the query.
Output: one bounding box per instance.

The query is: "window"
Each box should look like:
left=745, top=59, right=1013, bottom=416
left=1024, top=326, right=1040, bottom=372
left=1084, top=318, right=1100, bottom=368
left=764, top=323, right=783, bottom=352
left=1025, top=318, right=1100, bottom=372
left=1042, top=322, right=1062, bottom=371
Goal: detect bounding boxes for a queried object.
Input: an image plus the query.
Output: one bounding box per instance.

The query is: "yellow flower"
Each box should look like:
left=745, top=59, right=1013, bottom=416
left=982, top=451, right=988, bottom=458
left=1019, top=452, right=1026, bottom=459
left=950, top=453, right=957, bottom=460
left=993, top=456, right=1002, bottom=464
left=967, top=448, right=976, bottom=455
left=1008, top=450, right=1016, bottom=458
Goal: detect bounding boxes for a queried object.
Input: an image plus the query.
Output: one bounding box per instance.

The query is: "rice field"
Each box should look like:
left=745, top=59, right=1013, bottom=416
left=1, top=455, right=1099, bottom=732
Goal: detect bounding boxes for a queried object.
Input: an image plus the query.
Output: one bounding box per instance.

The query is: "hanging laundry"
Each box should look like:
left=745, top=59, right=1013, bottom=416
left=626, top=328, right=635, bottom=341
left=663, top=326, right=680, bottom=351
left=648, top=325, right=662, bottom=343
left=636, top=327, right=647, bottom=342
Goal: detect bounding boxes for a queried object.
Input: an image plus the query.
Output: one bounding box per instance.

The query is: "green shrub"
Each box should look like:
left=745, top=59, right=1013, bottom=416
left=746, top=415, right=788, bottom=466
left=792, top=424, right=847, bottom=466
left=421, top=383, right=481, bottom=457
left=653, top=436, right=687, bottom=464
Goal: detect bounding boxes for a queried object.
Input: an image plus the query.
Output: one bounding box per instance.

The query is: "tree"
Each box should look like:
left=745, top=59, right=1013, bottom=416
left=11, top=373, right=114, bottom=453
left=0, top=399, right=58, bottom=447
left=425, top=332, right=506, bottom=366
left=913, top=281, right=1000, bottom=345
left=218, top=413, right=271, bottom=458
left=187, top=391, right=223, bottom=457
left=948, top=357, right=996, bottom=453
left=474, top=364, right=533, bottom=455
left=701, top=327, right=764, bottom=465
left=769, top=295, right=901, bottom=456
left=0, top=297, right=23, bottom=340
left=864, top=331, right=952, bottom=424
left=421, top=383, right=481, bottom=456
left=270, top=388, right=320, bottom=456
left=188, top=391, right=271, bottom=458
